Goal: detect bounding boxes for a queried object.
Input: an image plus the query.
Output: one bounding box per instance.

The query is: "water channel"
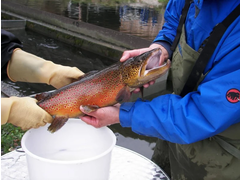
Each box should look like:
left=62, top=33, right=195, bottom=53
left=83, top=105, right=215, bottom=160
left=5, top=0, right=166, bottom=41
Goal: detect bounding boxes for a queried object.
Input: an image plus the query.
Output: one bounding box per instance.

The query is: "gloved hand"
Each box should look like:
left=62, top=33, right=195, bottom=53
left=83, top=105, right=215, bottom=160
left=1, top=97, right=53, bottom=130
left=7, top=49, right=84, bottom=89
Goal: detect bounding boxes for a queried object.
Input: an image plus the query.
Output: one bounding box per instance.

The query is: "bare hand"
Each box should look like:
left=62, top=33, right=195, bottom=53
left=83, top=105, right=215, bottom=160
left=120, top=44, right=169, bottom=93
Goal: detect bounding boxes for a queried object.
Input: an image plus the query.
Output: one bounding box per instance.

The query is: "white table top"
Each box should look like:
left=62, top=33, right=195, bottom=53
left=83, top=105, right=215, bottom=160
left=1, top=145, right=170, bottom=180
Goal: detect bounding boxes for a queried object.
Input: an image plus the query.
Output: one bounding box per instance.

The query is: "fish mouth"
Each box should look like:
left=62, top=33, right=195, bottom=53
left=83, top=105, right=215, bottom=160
left=140, top=48, right=165, bottom=76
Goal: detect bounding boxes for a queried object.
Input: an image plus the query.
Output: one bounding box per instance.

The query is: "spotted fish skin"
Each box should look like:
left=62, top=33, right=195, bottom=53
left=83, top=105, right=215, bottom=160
left=38, top=63, right=124, bottom=120
left=36, top=48, right=171, bottom=133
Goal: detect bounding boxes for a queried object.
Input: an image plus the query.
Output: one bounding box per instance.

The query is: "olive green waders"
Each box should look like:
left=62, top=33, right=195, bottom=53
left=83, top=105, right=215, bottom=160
left=151, top=25, right=240, bottom=180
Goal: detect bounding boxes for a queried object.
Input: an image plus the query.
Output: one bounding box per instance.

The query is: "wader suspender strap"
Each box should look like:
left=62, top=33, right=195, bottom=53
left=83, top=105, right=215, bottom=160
left=180, top=3, right=240, bottom=97
left=214, top=136, right=240, bottom=159
left=170, top=0, right=192, bottom=52
left=170, top=2, right=240, bottom=159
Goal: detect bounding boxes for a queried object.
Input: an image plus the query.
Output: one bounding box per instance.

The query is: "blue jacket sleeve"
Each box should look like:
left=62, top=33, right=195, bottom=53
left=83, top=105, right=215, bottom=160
left=152, top=0, right=185, bottom=58
left=152, top=0, right=185, bottom=45
left=119, top=17, right=240, bottom=144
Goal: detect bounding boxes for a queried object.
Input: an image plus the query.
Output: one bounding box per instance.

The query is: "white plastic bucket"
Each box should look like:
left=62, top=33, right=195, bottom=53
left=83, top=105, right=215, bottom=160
left=21, top=118, right=116, bottom=180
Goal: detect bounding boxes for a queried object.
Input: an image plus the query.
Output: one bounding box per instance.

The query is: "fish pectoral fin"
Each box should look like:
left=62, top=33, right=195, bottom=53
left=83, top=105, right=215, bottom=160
left=140, top=86, right=144, bottom=98
left=48, top=115, right=69, bottom=133
left=81, top=105, right=99, bottom=114
left=116, top=86, right=131, bottom=103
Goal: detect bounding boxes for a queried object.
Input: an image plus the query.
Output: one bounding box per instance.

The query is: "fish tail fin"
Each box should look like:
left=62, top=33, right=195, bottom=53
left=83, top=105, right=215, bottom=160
left=48, top=115, right=69, bottom=133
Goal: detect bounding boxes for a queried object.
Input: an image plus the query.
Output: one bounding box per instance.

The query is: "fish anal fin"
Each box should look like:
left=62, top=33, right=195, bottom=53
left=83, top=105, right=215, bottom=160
left=48, top=115, right=69, bottom=133
left=116, top=86, right=131, bottom=103
left=81, top=105, right=99, bottom=114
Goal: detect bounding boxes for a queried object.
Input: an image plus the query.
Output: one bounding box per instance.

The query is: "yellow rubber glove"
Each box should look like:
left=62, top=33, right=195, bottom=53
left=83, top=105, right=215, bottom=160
left=7, top=49, right=84, bottom=89
left=1, top=97, right=53, bottom=130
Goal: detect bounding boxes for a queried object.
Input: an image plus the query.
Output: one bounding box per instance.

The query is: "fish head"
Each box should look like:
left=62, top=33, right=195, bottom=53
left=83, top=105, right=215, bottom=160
left=121, top=48, right=171, bottom=88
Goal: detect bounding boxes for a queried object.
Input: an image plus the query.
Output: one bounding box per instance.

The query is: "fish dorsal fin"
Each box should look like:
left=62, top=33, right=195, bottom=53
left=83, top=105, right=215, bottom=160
left=116, top=86, right=131, bottom=103
left=79, top=70, right=99, bottom=79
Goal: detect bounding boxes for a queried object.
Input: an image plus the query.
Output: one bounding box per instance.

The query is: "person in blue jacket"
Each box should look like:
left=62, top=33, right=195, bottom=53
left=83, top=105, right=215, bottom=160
left=80, top=0, right=240, bottom=179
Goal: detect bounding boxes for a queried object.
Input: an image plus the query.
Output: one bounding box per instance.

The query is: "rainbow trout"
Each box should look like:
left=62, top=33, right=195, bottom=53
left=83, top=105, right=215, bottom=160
left=36, top=48, right=171, bottom=133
